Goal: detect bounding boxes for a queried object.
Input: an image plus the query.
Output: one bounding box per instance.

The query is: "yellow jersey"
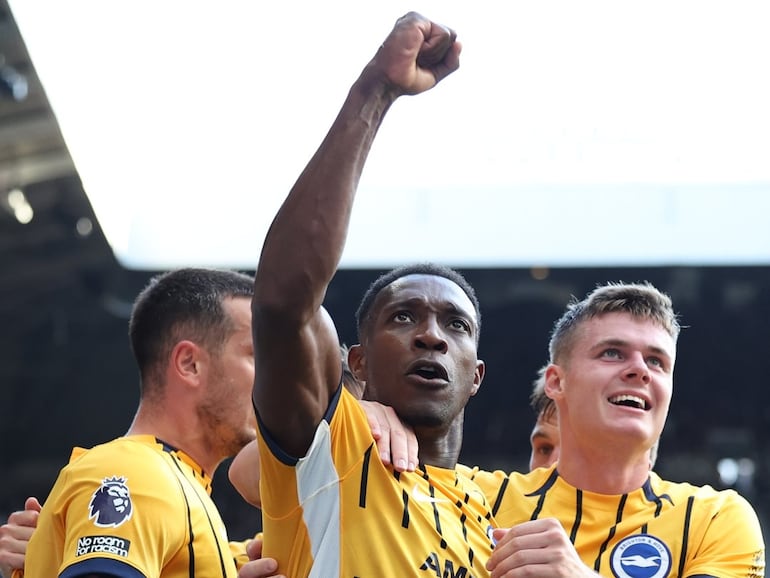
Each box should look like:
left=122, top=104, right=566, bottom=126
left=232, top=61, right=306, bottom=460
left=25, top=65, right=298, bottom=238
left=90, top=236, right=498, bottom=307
left=24, top=435, right=238, bottom=577
left=258, top=387, right=497, bottom=577
left=462, top=464, right=765, bottom=578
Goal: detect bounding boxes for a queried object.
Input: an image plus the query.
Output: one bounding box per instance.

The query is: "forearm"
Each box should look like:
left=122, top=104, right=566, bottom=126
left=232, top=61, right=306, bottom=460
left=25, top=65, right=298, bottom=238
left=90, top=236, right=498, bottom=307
left=251, top=61, right=399, bottom=456
left=254, top=67, right=397, bottom=320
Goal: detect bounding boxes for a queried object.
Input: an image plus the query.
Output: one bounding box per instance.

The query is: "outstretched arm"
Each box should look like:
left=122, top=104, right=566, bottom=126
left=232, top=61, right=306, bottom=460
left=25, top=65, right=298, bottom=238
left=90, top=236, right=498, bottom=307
left=252, top=12, right=461, bottom=457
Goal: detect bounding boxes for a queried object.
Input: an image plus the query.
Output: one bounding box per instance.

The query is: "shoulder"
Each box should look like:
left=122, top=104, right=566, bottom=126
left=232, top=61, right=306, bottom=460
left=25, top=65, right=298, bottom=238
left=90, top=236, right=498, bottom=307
left=456, top=463, right=538, bottom=495
left=66, top=437, right=169, bottom=474
left=330, top=388, right=371, bottom=438
left=651, top=473, right=762, bottom=523
left=651, top=474, right=765, bottom=572
left=57, top=437, right=185, bottom=502
left=44, top=437, right=191, bottom=533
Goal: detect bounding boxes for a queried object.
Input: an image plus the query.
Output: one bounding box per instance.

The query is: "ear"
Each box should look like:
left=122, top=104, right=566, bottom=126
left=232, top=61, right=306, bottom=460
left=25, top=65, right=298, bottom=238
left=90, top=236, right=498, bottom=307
left=544, top=364, right=565, bottom=400
left=469, top=359, right=485, bottom=397
left=347, top=344, right=367, bottom=382
left=170, top=340, right=205, bottom=387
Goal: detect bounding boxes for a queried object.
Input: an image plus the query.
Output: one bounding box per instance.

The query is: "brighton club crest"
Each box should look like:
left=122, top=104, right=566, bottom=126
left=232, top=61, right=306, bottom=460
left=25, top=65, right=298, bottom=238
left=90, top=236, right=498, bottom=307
left=610, top=534, right=672, bottom=578
left=88, top=476, right=133, bottom=528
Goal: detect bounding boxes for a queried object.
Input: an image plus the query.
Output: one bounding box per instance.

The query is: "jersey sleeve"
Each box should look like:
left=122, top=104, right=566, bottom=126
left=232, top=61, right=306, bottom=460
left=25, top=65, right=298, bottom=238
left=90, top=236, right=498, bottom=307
left=51, top=444, right=188, bottom=577
left=684, top=490, right=765, bottom=578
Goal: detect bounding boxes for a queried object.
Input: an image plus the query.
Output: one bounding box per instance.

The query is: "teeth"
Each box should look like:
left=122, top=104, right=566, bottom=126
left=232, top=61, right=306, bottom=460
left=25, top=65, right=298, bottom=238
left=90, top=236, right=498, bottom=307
left=608, top=394, right=647, bottom=410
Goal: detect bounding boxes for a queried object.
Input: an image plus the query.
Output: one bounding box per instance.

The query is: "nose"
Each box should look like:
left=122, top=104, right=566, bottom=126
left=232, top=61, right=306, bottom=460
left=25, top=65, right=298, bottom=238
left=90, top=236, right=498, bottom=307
left=413, top=317, right=448, bottom=353
left=623, top=352, right=651, bottom=384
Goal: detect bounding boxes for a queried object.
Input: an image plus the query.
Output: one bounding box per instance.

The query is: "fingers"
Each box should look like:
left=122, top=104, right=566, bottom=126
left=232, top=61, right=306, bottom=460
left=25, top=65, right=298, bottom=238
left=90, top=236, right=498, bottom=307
left=6, top=509, right=38, bottom=532
left=372, top=11, right=460, bottom=96
left=361, top=401, right=417, bottom=472
left=363, top=401, right=383, bottom=440
left=425, top=37, right=461, bottom=85
left=0, top=509, right=34, bottom=573
left=486, top=519, right=577, bottom=577
left=412, top=16, right=461, bottom=84
left=382, top=406, right=417, bottom=472
left=237, top=557, right=283, bottom=578
left=416, top=22, right=457, bottom=68
left=245, top=536, right=263, bottom=560
left=240, top=536, right=285, bottom=577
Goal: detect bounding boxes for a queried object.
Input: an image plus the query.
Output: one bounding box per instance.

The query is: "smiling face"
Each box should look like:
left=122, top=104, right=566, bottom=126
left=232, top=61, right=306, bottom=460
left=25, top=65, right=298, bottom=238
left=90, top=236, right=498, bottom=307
left=547, top=311, right=675, bottom=457
left=354, top=274, right=484, bottom=432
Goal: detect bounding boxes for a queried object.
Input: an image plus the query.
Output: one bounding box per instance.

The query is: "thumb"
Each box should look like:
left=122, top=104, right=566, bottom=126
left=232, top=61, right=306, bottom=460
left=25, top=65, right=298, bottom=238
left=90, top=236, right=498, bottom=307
left=26, top=496, right=42, bottom=512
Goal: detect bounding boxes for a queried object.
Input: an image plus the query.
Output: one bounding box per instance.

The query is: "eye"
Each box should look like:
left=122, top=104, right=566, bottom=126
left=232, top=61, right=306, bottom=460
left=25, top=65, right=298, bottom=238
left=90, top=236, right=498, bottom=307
left=530, top=438, right=555, bottom=459
left=449, top=318, right=471, bottom=333
left=647, top=356, right=664, bottom=369
left=393, top=311, right=414, bottom=323
left=601, top=348, right=622, bottom=359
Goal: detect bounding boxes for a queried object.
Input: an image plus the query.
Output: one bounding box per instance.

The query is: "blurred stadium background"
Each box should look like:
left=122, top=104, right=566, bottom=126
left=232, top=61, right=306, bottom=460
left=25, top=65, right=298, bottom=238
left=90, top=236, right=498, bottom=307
left=1, top=0, right=768, bottom=542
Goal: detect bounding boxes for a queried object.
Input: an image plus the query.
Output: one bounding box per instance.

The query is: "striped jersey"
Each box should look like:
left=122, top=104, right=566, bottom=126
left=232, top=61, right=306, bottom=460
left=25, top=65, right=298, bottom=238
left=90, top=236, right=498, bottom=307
left=461, top=464, right=765, bottom=578
left=24, top=435, right=239, bottom=578
left=257, top=387, right=497, bottom=577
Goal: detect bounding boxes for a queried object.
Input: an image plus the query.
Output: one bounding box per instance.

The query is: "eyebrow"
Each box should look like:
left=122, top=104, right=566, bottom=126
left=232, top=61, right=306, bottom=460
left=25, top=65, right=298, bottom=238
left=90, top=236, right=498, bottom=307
left=593, top=338, right=672, bottom=361
left=530, top=428, right=552, bottom=442
left=385, top=298, right=476, bottom=324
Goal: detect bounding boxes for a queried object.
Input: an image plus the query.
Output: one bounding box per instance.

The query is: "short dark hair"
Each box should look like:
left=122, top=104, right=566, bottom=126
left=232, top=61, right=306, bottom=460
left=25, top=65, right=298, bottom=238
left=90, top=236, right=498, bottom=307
left=549, top=281, right=680, bottom=364
left=129, top=268, right=254, bottom=394
left=354, top=263, right=481, bottom=343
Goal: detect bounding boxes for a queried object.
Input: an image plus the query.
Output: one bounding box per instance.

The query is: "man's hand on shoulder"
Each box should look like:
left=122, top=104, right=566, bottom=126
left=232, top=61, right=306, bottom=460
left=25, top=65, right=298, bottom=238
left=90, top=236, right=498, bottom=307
left=360, top=400, right=418, bottom=472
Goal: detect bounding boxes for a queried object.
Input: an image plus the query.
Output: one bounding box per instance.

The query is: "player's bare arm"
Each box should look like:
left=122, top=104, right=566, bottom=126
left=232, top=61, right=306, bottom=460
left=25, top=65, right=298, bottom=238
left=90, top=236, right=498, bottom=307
left=252, top=12, right=460, bottom=458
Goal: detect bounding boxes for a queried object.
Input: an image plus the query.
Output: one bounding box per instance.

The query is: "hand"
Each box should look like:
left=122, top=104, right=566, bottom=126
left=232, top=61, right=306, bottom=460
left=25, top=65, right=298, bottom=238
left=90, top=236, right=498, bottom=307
left=368, top=11, right=461, bottom=97
left=0, top=496, right=42, bottom=577
left=238, top=537, right=285, bottom=578
left=360, top=400, right=418, bottom=472
left=486, top=518, right=599, bottom=578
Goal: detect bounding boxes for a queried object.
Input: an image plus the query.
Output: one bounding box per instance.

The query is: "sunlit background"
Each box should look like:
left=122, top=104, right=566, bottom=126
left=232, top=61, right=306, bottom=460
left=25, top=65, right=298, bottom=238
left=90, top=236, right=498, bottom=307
left=2, top=0, right=769, bottom=543
left=8, top=0, right=770, bottom=268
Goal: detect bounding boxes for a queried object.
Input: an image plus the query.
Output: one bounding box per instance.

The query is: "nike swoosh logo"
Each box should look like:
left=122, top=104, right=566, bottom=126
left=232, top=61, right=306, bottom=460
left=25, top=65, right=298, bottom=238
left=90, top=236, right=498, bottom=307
left=411, top=483, right=449, bottom=504
left=469, top=488, right=486, bottom=498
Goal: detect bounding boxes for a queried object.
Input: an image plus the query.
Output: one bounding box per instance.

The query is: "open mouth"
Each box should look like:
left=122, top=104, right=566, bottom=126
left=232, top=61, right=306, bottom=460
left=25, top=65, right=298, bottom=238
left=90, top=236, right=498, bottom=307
left=407, top=360, right=449, bottom=382
left=608, top=394, right=649, bottom=410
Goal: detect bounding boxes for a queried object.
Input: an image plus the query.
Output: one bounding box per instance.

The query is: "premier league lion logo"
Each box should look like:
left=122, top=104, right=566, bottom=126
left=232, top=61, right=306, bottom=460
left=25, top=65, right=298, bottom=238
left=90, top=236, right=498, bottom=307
left=88, top=476, right=133, bottom=528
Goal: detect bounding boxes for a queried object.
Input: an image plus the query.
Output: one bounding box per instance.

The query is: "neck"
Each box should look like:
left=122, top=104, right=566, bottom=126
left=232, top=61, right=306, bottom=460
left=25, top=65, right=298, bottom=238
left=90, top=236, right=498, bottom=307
left=556, top=441, right=651, bottom=494
left=127, top=401, right=223, bottom=476
left=414, top=417, right=464, bottom=470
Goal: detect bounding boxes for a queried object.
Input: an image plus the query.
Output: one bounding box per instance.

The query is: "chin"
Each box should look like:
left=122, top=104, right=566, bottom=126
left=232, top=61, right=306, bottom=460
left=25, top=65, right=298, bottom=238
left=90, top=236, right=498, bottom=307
left=402, top=411, right=445, bottom=429
left=227, top=432, right=256, bottom=457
